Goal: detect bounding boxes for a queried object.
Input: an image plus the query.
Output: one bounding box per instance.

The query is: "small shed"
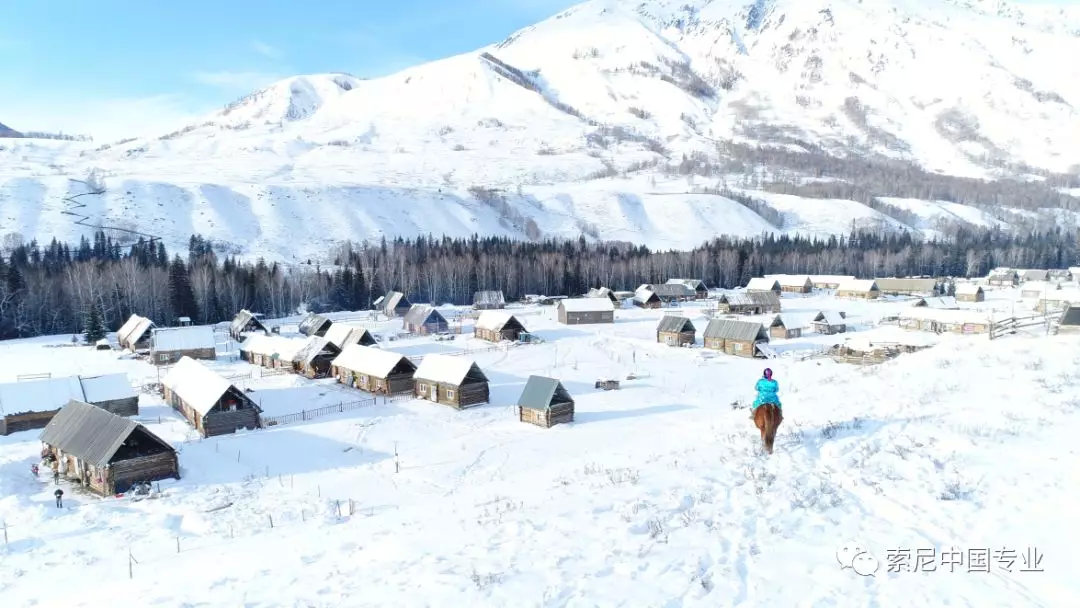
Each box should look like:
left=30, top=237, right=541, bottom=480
left=811, top=311, right=847, bottom=334
left=0, top=374, right=137, bottom=436
left=177, top=316, right=192, bottom=327
left=324, top=323, right=378, bottom=350
left=298, top=313, right=333, bottom=337
left=517, top=376, right=574, bottom=428
left=810, top=275, right=854, bottom=289
left=666, top=279, right=708, bottom=299
left=413, top=354, right=489, bottom=409
left=703, top=319, right=769, bottom=358
left=632, top=288, right=662, bottom=309
left=381, top=291, right=413, bottom=318
left=745, top=278, right=782, bottom=296
left=331, top=345, right=417, bottom=395
left=40, top=400, right=178, bottom=495
left=94, top=338, right=112, bottom=351
left=716, top=292, right=780, bottom=315
left=161, top=357, right=260, bottom=437
left=403, top=304, right=450, bottom=335
left=656, top=316, right=696, bottom=347
left=954, top=285, right=985, bottom=303
left=586, top=287, right=620, bottom=303
left=229, top=309, right=268, bottom=341
left=1058, top=305, right=1080, bottom=334
left=766, top=275, right=813, bottom=293
left=557, top=298, right=615, bottom=325
left=116, top=314, right=156, bottom=351
left=150, top=325, right=217, bottom=365
left=768, top=314, right=803, bottom=339
left=835, top=279, right=881, bottom=299
left=473, top=290, right=507, bottom=310
left=474, top=311, right=527, bottom=343
left=295, top=337, right=341, bottom=379
left=912, top=296, right=958, bottom=309
left=987, top=270, right=1018, bottom=287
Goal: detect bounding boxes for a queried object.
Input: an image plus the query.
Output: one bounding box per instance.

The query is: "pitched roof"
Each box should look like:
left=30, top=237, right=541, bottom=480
left=813, top=311, right=847, bottom=325
left=769, top=314, right=801, bottom=329
left=874, top=278, right=938, bottom=292
left=118, top=314, right=155, bottom=346
left=475, top=311, right=525, bottom=332
left=151, top=326, right=216, bottom=352
left=666, top=278, right=706, bottom=291
left=230, top=310, right=265, bottom=335
left=899, top=308, right=992, bottom=324
left=1022, top=269, right=1049, bottom=281
left=765, top=275, right=813, bottom=288
left=413, top=354, right=487, bottom=385
left=745, top=278, right=780, bottom=291
left=517, top=375, right=572, bottom=410
left=0, top=374, right=135, bottom=415
left=836, top=279, right=879, bottom=292
left=633, top=288, right=660, bottom=304
left=298, top=313, right=332, bottom=336
left=295, top=337, right=338, bottom=366
left=324, top=323, right=376, bottom=349
left=703, top=319, right=768, bottom=341
left=1060, top=305, right=1080, bottom=326
left=239, top=335, right=308, bottom=361
left=955, top=284, right=983, bottom=296
left=40, top=400, right=172, bottom=467
left=403, top=304, right=447, bottom=327
left=649, top=283, right=695, bottom=298
left=382, top=291, right=409, bottom=313
left=657, top=316, right=695, bottom=333
left=78, top=374, right=136, bottom=403
left=473, top=290, right=506, bottom=306
left=331, top=345, right=415, bottom=377
left=913, top=296, right=958, bottom=309
left=160, top=357, right=233, bottom=416
left=558, top=298, right=614, bottom=313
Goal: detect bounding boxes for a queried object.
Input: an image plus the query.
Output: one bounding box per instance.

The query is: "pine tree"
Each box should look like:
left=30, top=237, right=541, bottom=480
left=168, top=256, right=199, bottom=320
left=84, top=300, right=106, bottom=344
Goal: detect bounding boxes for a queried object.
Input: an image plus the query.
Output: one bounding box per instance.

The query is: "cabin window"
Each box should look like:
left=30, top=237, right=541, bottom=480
left=419, top=383, right=427, bottom=394
left=159, top=354, right=169, bottom=362
left=376, top=379, right=384, bottom=388
left=446, top=389, right=455, bottom=400
left=359, top=375, right=368, bottom=387
left=733, top=343, right=743, bottom=352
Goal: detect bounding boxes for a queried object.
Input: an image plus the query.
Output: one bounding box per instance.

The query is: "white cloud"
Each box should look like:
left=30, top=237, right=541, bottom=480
left=191, top=70, right=283, bottom=91
left=1, top=94, right=205, bottom=142
left=251, top=40, right=282, bottom=59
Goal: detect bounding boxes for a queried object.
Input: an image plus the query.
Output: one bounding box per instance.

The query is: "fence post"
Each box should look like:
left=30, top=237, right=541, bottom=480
left=176, top=536, right=180, bottom=553
left=2, top=520, right=7, bottom=547
left=269, top=514, right=274, bottom=529
left=336, top=500, right=341, bottom=518
left=340, top=401, right=343, bottom=412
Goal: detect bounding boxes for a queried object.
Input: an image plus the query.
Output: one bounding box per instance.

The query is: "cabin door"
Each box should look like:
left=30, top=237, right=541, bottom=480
left=428, top=384, right=438, bottom=402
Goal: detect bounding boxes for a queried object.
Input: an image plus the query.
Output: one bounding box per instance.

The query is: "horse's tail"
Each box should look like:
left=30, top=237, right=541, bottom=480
left=763, top=404, right=782, bottom=454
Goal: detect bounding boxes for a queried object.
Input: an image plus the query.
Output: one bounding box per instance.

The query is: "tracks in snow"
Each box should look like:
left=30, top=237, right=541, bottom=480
left=59, top=178, right=163, bottom=244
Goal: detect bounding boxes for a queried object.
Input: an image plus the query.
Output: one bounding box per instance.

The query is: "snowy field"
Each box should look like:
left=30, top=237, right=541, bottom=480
left=0, top=287, right=1077, bottom=606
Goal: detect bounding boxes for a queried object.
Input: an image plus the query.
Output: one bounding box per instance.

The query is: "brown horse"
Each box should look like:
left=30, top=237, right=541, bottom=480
left=753, top=404, right=783, bottom=454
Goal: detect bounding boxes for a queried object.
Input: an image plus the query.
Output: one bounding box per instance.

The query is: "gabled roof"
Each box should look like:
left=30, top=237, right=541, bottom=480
left=517, top=375, right=572, bottom=410
left=230, top=309, right=266, bottom=335
left=473, top=290, right=506, bottom=306
left=913, top=296, right=958, bottom=309
left=874, top=278, right=938, bottom=292
left=813, top=311, right=847, bottom=325
left=899, top=308, right=991, bottom=324
left=666, top=278, right=706, bottom=291
left=955, top=284, right=983, bottom=296
left=0, top=374, right=135, bottom=415
left=475, top=311, right=526, bottom=332
left=403, top=304, right=448, bottom=327
left=649, top=283, right=695, bottom=298
left=703, top=319, right=768, bottom=341
left=1022, top=269, right=1049, bottom=281
left=239, top=335, right=308, bottom=361
left=657, top=316, right=695, bottom=333
left=720, top=292, right=780, bottom=307
left=118, top=314, right=155, bottom=346
left=152, top=326, right=216, bottom=352
left=746, top=278, right=781, bottom=291
left=298, top=313, right=332, bottom=336
left=383, top=291, right=410, bottom=313
left=1060, top=305, right=1080, bottom=326
left=633, top=288, right=661, bottom=304
left=293, top=337, right=338, bottom=366
left=836, top=279, right=879, bottom=292
left=324, top=323, right=377, bottom=350
left=1021, top=281, right=1058, bottom=293
left=331, top=345, right=416, bottom=377
left=40, top=400, right=172, bottom=467
left=161, top=357, right=234, bottom=416
left=769, top=314, right=802, bottom=329
left=558, top=298, right=614, bottom=313
left=765, top=275, right=813, bottom=288
left=413, top=354, right=487, bottom=385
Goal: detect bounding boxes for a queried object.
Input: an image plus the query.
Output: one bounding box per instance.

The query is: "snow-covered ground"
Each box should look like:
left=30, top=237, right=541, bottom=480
left=0, top=286, right=1076, bottom=606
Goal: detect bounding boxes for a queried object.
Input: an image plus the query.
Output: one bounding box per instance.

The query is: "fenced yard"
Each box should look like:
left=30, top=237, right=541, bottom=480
left=260, top=397, right=377, bottom=427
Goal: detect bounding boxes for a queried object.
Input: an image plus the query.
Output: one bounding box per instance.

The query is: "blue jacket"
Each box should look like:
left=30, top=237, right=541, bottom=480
left=753, top=378, right=781, bottom=409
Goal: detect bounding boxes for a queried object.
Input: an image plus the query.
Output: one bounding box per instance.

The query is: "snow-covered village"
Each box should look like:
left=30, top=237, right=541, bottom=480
left=3, top=0, right=1080, bottom=606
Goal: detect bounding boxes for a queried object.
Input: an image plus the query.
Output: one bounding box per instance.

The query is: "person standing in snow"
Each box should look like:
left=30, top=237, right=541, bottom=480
left=54, top=488, right=64, bottom=508
left=750, top=368, right=781, bottom=416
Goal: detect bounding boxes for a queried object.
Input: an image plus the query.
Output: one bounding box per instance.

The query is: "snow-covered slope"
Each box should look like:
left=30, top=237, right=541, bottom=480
left=2, top=0, right=1080, bottom=259
left=0, top=121, right=19, bottom=137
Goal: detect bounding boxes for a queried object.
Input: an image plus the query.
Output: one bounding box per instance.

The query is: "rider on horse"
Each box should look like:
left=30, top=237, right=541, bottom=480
left=751, top=367, right=780, bottom=416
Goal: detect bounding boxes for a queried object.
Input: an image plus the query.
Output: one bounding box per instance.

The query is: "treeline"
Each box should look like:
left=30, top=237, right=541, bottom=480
left=0, top=228, right=1076, bottom=340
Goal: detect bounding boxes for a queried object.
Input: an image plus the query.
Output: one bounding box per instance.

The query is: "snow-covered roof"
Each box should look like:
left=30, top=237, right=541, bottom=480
left=403, top=304, right=447, bottom=327
left=331, top=345, right=415, bottom=377
left=703, top=319, right=768, bottom=341
left=324, top=323, right=376, bottom=349
left=473, top=290, right=506, bottom=306
left=78, top=374, right=136, bottom=403
left=151, top=326, right=216, bottom=352
left=813, top=311, right=847, bottom=326
left=413, top=354, right=486, bottom=385
left=745, top=278, right=780, bottom=291
left=558, top=298, right=614, bottom=312
left=1021, top=281, right=1058, bottom=293
left=293, top=337, right=336, bottom=366
left=160, top=357, right=232, bottom=417
left=955, top=284, right=983, bottom=296
left=1039, top=288, right=1080, bottom=303
left=765, top=274, right=812, bottom=288
left=913, top=296, right=958, bottom=309
left=666, top=278, right=705, bottom=290
left=239, top=335, right=308, bottom=361
left=118, top=314, right=154, bottom=345
left=836, top=279, right=879, bottom=292
left=475, top=311, right=524, bottom=331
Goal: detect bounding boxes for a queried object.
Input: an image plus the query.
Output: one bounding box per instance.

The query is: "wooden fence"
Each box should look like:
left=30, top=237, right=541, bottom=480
left=989, top=313, right=1054, bottom=340
left=260, top=397, right=377, bottom=427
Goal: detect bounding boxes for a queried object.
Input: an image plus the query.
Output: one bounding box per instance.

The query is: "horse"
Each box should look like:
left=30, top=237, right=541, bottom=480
left=753, top=403, right=783, bottom=454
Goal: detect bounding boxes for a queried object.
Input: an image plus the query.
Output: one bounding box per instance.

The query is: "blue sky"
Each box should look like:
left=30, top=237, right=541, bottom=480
left=0, top=0, right=579, bottom=140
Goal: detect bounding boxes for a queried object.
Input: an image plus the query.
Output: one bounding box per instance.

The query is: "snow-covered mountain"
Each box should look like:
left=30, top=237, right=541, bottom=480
left=2, top=0, right=1080, bottom=261
left=0, top=121, right=19, bottom=137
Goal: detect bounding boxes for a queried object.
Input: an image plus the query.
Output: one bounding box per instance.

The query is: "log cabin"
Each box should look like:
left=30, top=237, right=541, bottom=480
left=0, top=373, right=137, bottom=436
left=703, top=319, right=769, bottom=358
left=517, top=375, right=574, bottom=428
left=331, top=345, right=417, bottom=395
left=413, top=354, right=489, bottom=409
left=656, top=316, right=696, bottom=347
left=149, top=325, right=217, bottom=365
left=229, top=309, right=269, bottom=341
left=403, top=305, right=450, bottom=335
left=298, top=313, right=333, bottom=337
left=161, top=357, right=260, bottom=437
left=558, top=298, right=615, bottom=324
left=116, top=314, right=155, bottom=352
left=474, top=311, right=527, bottom=343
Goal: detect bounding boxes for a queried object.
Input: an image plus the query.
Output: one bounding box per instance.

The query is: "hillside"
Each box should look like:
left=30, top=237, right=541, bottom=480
left=2, top=0, right=1080, bottom=260
left=0, top=121, right=19, bottom=137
